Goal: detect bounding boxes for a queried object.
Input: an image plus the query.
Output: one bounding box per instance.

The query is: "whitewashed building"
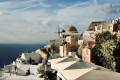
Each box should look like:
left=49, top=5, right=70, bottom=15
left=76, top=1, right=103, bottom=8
left=48, top=57, right=120, bottom=80
left=14, top=58, right=26, bottom=68
left=95, top=22, right=114, bottom=33
left=21, top=52, right=41, bottom=64
left=3, top=65, right=15, bottom=73
left=83, top=31, right=95, bottom=42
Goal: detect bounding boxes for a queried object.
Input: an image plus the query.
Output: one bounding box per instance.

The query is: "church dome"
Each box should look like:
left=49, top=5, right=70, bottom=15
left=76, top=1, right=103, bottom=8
left=66, top=26, right=78, bottom=33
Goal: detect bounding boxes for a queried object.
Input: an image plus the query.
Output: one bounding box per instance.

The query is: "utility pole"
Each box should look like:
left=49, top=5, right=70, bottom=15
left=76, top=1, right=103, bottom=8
left=58, top=24, right=60, bottom=38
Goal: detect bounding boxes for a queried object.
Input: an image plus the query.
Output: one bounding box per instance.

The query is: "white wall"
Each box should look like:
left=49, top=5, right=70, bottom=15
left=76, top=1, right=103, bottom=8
left=21, top=53, right=25, bottom=59
left=59, top=46, right=64, bottom=57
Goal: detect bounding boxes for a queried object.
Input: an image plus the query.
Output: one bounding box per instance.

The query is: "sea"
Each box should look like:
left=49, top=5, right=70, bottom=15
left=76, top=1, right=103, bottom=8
left=0, top=44, right=45, bottom=68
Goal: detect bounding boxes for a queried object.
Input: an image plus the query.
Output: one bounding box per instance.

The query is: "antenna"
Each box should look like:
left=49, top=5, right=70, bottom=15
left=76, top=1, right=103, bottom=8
left=54, top=24, right=61, bottom=38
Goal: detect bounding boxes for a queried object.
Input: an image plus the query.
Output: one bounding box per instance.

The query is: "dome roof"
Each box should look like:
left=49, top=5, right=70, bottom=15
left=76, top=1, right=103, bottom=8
left=66, top=26, right=78, bottom=33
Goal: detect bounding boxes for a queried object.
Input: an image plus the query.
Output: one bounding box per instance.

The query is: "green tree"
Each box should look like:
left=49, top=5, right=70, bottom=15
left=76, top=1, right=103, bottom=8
left=113, top=41, right=120, bottom=72
left=92, top=31, right=119, bottom=71
left=100, top=40, right=116, bottom=69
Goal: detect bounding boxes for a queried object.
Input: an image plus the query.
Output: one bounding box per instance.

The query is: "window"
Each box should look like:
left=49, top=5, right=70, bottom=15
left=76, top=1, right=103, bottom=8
left=95, top=24, right=97, bottom=26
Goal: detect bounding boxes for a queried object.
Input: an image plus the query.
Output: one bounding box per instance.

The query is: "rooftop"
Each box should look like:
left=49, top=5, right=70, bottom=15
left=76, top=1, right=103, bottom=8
left=58, top=57, right=77, bottom=63
left=22, top=52, right=40, bottom=60
left=66, top=26, right=78, bottom=33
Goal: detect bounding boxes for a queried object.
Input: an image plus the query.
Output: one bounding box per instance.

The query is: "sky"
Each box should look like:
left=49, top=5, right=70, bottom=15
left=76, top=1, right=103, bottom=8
left=0, top=0, right=120, bottom=44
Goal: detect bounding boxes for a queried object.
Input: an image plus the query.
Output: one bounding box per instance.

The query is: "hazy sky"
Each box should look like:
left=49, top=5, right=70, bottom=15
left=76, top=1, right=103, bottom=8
left=0, top=0, right=120, bottom=44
